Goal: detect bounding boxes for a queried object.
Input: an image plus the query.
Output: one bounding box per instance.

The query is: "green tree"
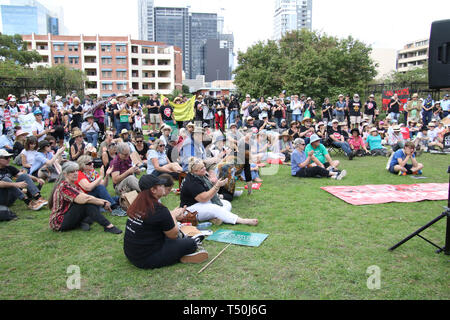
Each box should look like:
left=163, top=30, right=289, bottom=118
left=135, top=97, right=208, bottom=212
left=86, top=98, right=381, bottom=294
left=233, top=29, right=377, bottom=103
left=0, top=34, right=42, bottom=65
left=382, top=63, right=428, bottom=85
left=31, top=65, right=87, bottom=97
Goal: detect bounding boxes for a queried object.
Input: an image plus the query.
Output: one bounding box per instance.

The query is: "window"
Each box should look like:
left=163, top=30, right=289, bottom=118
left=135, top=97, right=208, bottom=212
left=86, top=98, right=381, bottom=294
left=54, top=56, right=65, bottom=64
left=116, top=45, right=127, bottom=53
left=116, top=71, right=127, bottom=79
left=101, top=45, right=111, bottom=52
left=116, top=57, right=127, bottom=65
left=85, top=44, right=96, bottom=51
left=102, top=71, right=112, bottom=78
left=68, top=44, right=79, bottom=52
left=116, top=83, right=127, bottom=90
left=69, top=57, right=79, bottom=64
left=101, top=58, right=112, bottom=65
left=102, top=83, right=113, bottom=91
left=53, top=44, right=64, bottom=51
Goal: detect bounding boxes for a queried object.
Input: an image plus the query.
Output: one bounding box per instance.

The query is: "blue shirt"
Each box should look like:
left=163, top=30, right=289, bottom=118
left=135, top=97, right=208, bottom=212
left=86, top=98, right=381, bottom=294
left=389, top=149, right=415, bottom=170
left=30, top=152, right=52, bottom=175
left=441, top=99, right=450, bottom=112
left=291, top=149, right=306, bottom=176
left=366, top=134, right=383, bottom=150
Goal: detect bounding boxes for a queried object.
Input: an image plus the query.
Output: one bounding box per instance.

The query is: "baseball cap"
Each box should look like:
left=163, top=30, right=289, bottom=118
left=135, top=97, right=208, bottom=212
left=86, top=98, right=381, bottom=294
left=33, top=109, right=42, bottom=115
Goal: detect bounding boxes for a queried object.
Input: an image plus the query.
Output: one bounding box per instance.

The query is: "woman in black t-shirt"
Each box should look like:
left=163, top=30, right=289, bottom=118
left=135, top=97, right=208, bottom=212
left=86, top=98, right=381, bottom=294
left=124, top=175, right=208, bottom=269
left=70, top=98, right=84, bottom=130
left=180, top=158, right=258, bottom=226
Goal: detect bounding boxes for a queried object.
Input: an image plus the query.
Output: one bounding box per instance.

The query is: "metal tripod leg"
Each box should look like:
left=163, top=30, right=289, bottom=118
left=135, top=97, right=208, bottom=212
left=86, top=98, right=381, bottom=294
left=389, top=209, right=449, bottom=255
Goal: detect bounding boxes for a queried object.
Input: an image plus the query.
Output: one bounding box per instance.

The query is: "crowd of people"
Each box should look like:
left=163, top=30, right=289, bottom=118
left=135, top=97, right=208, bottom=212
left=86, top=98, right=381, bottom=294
left=0, top=90, right=449, bottom=269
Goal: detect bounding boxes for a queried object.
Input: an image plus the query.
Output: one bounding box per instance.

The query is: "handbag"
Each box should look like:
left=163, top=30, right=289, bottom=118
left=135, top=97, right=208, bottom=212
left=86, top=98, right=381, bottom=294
left=180, top=209, right=198, bottom=226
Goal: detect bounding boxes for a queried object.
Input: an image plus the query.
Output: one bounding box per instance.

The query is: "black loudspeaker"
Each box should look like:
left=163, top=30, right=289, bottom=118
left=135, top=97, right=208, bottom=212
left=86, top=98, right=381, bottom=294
left=429, top=19, right=450, bottom=89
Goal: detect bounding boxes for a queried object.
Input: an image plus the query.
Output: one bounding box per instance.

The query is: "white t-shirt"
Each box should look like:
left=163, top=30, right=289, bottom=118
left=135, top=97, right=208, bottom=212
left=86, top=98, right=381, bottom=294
left=21, top=149, right=38, bottom=166
left=290, top=100, right=302, bottom=115
left=31, top=121, right=46, bottom=142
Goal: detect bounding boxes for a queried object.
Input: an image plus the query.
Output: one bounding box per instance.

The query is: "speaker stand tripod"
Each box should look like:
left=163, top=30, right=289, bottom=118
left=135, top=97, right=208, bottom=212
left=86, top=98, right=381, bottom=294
left=389, top=168, right=450, bottom=255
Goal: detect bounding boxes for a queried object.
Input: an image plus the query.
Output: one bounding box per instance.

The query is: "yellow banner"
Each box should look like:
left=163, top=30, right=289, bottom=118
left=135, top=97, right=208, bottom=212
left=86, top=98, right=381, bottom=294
left=161, top=95, right=196, bottom=122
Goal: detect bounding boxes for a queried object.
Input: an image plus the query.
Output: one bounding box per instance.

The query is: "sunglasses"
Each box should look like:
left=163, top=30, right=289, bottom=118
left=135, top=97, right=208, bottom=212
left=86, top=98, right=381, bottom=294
left=136, top=140, right=143, bottom=143
left=158, top=144, right=165, bottom=147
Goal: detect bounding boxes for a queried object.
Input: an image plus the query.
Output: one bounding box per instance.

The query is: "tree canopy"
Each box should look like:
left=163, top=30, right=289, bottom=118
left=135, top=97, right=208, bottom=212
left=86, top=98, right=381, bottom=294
left=233, top=29, right=377, bottom=103
left=0, top=34, right=42, bottom=66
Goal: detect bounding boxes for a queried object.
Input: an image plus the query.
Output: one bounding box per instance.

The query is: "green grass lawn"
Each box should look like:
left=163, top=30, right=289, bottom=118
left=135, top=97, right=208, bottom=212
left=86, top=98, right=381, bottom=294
left=0, top=152, right=449, bottom=300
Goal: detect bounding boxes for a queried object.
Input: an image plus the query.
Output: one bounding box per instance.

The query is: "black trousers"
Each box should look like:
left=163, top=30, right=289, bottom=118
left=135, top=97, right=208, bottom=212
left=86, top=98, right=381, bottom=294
left=125, top=238, right=196, bottom=269
left=60, top=203, right=111, bottom=232
left=295, top=166, right=330, bottom=178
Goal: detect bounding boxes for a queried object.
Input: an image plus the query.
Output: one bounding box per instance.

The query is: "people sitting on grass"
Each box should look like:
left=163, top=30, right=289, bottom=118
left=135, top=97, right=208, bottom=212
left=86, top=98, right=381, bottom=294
left=348, top=128, right=369, bottom=157
left=70, top=129, right=87, bottom=161
left=20, top=136, right=39, bottom=173
left=110, top=143, right=141, bottom=195
left=388, top=125, right=405, bottom=152
left=327, top=119, right=354, bottom=160
left=366, top=128, right=390, bottom=157
left=0, top=149, right=48, bottom=211
left=48, top=161, right=122, bottom=234
left=305, top=134, right=342, bottom=172
left=147, top=138, right=183, bottom=178
left=124, top=174, right=208, bottom=269
left=278, top=131, right=294, bottom=162
left=180, top=157, right=258, bottom=226
left=388, top=142, right=424, bottom=176
left=29, top=140, right=64, bottom=183
left=75, top=155, right=126, bottom=217
left=291, top=138, right=346, bottom=180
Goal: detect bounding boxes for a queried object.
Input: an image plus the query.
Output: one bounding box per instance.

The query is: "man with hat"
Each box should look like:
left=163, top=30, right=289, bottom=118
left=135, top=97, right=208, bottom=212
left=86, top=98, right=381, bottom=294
left=159, top=124, right=173, bottom=146
left=389, top=141, right=424, bottom=176
left=227, top=94, right=240, bottom=128
left=388, top=124, right=405, bottom=152
left=328, top=119, right=354, bottom=160
left=291, top=138, right=346, bottom=180
left=427, top=121, right=443, bottom=151
left=305, top=134, right=343, bottom=173
left=299, top=116, right=315, bottom=145
left=110, top=143, right=141, bottom=195
left=0, top=149, right=49, bottom=211
left=81, top=113, right=100, bottom=148
left=241, top=94, right=251, bottom=122
left=364, top=94, right=378, bottom=125
left=406, top=93, right=422, bottom=123
left=422, top=94, right=434, bottom=127
left=348, top=94, right=363, bottom=130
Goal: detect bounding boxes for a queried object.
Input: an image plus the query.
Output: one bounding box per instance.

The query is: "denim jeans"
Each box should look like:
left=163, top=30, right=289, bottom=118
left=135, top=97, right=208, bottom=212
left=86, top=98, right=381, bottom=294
left=389, top=112, right=400, bottom=122
left=85, top=132, right=98, bottom=148
left=88, top=185, right=117, bottom=207
left=116, top=121, right=131, bottom=135
left=0, top=174, right=40, bottom=206
left=422, top=110, right=433, bottom=126
left=332, top=141, right=352, bottom=156
left=228, top=110, right=238, bottom=127
left=292, top=114, right=302, bottom=122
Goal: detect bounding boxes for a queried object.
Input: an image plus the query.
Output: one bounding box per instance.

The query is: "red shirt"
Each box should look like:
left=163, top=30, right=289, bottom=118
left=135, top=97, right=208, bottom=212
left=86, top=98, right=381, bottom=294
left=75, top=170, right=99, bottom=193
left=49, top=181, right=81, bottom=231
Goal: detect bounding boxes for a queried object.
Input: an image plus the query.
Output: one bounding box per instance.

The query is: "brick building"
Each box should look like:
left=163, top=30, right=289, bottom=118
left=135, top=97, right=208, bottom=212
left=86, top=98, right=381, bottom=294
left=22, top=34, right=183, bottom=98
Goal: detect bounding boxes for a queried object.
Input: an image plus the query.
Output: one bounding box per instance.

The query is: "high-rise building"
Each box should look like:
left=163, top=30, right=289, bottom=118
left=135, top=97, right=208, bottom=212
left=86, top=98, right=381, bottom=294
left=139, top=3, right=233, bottom=80
left=273, top=0, right=312, bottom=41
left=189, top=12, right=217, bottom=80
left=154, top=7, right=190, bottom=78
left=138, top=0, right=154, bottom=42
left=0, top=0, right=64, bottom=35
left=397, top=38, right=429, bottom=73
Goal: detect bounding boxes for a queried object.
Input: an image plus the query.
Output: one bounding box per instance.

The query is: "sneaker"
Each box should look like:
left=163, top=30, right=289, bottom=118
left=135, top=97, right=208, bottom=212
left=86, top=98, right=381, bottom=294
left=37, top=198, right=48, bottom=206
left=233, top=190, right=243, bottom=198
left=337, top=170, right=347, bottom=180
left=111, top=207, right=127, bottom=217
left=28, top=200, right=46, bottom=211
left=348, top=153, right=354, bottom=161
left=180, top=246, right=209, bottom=264
left=191, top=234, right=205, bottom=245
left=398, top=171, right=407, bottom=176
left=104, top=226, right=123, bottom=234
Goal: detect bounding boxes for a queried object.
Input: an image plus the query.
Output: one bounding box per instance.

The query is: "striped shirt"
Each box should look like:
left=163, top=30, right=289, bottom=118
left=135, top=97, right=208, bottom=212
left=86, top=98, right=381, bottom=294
left=49, top=181, right=81, bottom=231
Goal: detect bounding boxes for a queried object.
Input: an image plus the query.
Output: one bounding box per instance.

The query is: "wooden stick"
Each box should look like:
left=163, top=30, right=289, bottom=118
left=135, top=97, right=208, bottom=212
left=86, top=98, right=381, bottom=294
left=198, top=243, right=232, bottom=274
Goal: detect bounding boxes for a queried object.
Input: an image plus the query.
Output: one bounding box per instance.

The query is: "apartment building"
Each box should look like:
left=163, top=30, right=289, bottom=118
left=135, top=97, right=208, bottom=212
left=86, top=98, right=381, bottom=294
left=397, top=38, right=429, bottom=73
left=22, top=33, right=183, bottom=98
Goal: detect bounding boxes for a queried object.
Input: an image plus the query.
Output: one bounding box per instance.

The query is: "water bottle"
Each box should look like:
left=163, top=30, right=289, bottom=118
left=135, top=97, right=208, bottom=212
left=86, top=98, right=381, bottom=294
left=197, top=222, right=212, bottom=230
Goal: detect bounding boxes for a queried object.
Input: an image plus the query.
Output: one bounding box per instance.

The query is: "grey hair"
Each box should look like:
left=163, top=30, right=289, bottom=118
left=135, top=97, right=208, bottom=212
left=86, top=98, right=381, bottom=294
left=77, top=155, right=93, bottom=171
left=117, top=142, right=130, bottom=155
left=188, top=157, right=204, bottom=173
left=294, top=138, right=305, bottom=147
left=48, top=161, right=80, bottom=210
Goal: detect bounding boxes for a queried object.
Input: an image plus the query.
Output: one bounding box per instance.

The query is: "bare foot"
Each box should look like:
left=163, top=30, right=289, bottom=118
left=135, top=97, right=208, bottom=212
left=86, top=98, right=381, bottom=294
left=242, top=219, right=258, bottom=226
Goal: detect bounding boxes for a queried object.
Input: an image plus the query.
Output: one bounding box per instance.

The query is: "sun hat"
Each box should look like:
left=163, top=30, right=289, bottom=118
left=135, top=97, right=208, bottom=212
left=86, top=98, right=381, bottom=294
left=139, top=175, right=164, bottom=191
left=369, top=127, right=378, bottom=133
left=280, top=131, right=292, bottom=139
left=393, top=125, right=401, bottom=131
left=116, top=93, right=126, bottom=98
left=120, top=129, right=129, bottom=136
left=186, top=122, right=195, bottom=129
left=72, top=129, right=83, bottom=138
left=331, top=119, right=339, bottom=124
left=339, top=122, right=347, bottom=127
left=38, top=140, right=50, bottom=151
left=110, top=99, right=118, bottom=105
left=83, top=113, right=94, bottom=120
left=309, top=134, right=321, bottom=144
left=55, top=96, right=62, bottom=101
left=0, top=149, right=13, bottom=157
left=247, top=117, right=254, bottom=121
left=229, top=123, right=237, bottom=128
left=369, top=94, right=375, bottom=98
left=412, top=93, right=419, bottom=98
left=251, top=98, right=256, bottom=103
left=0, top=99, right=6, bottom=106
left=33, top=97, right=41, bottom=102
left=15, top=130, right=28, bottom=138
left=161, top=125, right=172, bottom=132
left=246, top=94, right=251, bottom=98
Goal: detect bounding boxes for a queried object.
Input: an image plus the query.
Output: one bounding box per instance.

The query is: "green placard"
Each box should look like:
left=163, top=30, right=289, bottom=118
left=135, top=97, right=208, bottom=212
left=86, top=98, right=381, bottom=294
left=206, top=229, right=268, bottom=247
left=120, top=115, right=129, bottom=123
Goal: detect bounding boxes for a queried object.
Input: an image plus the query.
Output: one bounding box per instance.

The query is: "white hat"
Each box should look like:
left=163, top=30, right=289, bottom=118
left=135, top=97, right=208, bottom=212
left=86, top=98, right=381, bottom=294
left=0, top=149, right=13, bottom=157
left=55, top=96, right=62, bottom=101
left=309, top=134, right=321, bottom=144
left=33, top=97, right=40, bottom=102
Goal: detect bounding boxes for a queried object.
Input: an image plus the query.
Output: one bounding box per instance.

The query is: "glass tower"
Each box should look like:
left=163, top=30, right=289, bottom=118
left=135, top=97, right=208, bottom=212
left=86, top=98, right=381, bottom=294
left=273, top=0, right=312, bottom=40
